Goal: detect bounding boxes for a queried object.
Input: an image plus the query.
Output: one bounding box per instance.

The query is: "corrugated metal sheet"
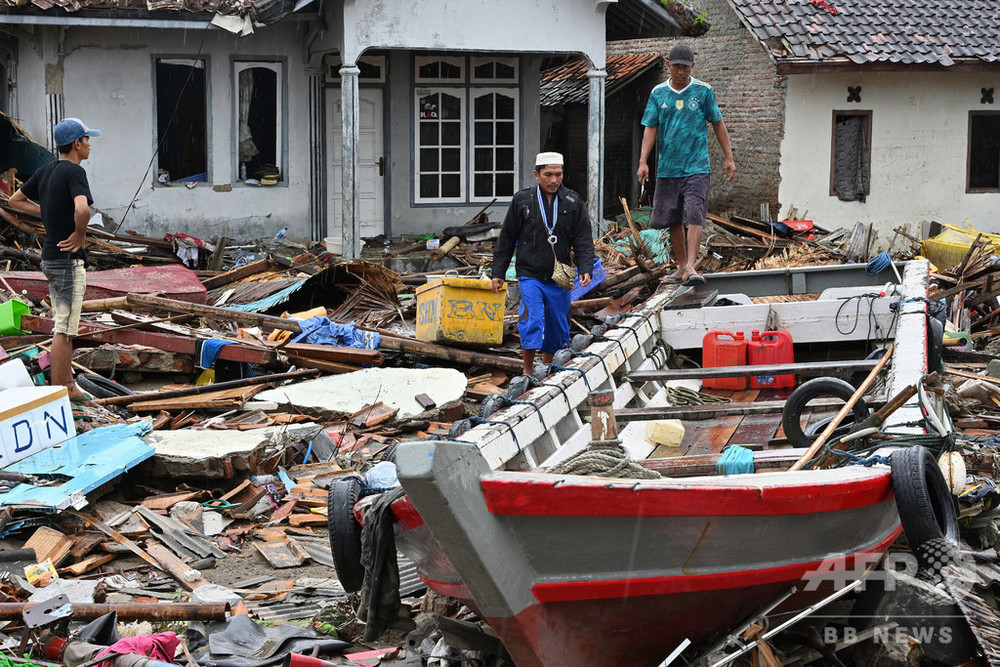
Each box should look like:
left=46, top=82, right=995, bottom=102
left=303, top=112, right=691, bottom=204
left=729, top=0, right=1000, bottom=67
left=540, top=53, right=663, bottom=107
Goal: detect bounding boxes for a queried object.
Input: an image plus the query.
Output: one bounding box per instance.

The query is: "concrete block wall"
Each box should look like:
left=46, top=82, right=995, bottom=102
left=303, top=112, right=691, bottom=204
left=608, top=0, right=786, bottom=219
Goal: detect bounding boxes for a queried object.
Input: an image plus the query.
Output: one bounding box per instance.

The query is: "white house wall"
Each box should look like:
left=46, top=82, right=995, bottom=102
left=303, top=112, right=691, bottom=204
left=337, top=0, right=610, bottom=68
left=13, top=23, right=311, bottom=241
left=779, top=71, right=1000, bottom=237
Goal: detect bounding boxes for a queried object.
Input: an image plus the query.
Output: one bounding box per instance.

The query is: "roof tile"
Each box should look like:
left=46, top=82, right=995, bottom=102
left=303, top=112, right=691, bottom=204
left=728, top=0, right=1000, bottom=66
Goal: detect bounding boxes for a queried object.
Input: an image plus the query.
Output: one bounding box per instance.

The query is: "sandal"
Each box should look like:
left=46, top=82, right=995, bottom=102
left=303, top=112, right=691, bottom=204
left=664, top=275, right=685, bottom=284
left=683, top=273, right=707, bottom=286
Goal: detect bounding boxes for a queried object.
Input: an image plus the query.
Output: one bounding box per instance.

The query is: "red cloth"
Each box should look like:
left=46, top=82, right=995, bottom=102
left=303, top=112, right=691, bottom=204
left=93, top=631, right=179, bottom=666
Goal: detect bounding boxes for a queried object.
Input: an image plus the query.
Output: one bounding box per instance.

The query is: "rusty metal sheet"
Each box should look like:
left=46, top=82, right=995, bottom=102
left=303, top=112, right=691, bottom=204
left=3, top=264, right=206, bottom=305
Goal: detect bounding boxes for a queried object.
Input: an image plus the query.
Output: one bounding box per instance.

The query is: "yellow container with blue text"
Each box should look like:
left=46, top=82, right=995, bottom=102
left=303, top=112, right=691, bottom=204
left=415, top=277, right=506, bottom=345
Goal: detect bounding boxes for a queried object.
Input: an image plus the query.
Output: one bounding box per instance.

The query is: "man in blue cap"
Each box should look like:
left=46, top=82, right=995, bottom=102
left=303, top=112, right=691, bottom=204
left=8, top=117, right=100, bottom=400
left=637, top=44, right=735, bottom=287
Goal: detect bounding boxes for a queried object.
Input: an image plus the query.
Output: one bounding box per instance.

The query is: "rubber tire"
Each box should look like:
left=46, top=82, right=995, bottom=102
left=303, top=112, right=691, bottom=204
left=781, top=377, right=871, bottom=448
left=803, top=415, right=857, bottom=442
left=328, top=476, right=365, bottom=593
left=891, top=446, right=960, bottom=569
left=76, top=372, right=135, bottom=399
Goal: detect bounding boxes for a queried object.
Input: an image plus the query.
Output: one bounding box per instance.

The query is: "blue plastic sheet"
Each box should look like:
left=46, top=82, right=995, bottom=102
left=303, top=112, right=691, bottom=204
left=290, top=317, right=381, bottom=350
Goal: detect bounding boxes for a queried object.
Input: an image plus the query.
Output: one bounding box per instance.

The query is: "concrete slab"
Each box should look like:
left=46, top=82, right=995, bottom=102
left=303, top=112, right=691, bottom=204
left=257, top=367, right=468, bottom=419
left=145, top=425, right=315, bottom=479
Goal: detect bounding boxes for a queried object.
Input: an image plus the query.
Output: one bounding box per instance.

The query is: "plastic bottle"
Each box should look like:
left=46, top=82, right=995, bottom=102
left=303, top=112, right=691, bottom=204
left=365, top=461, right=399, bottom=491
left=274, top=226, right=288, bottom=240
left=240, top=162, right=248, bottom=181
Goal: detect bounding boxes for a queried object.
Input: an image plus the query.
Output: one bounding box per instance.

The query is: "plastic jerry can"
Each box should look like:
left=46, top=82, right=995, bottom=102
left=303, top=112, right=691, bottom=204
left=702, top=331, right=748, bottom=390
left=748, top=329, right=795, bottom=389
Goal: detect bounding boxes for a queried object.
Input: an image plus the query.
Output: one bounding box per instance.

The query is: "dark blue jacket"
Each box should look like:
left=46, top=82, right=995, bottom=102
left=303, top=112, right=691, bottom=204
left=491, top=184, right=595, bottom=283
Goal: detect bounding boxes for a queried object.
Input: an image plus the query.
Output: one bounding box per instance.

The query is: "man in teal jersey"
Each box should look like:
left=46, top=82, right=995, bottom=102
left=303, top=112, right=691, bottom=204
left=637, top=44, right=735, bottom=286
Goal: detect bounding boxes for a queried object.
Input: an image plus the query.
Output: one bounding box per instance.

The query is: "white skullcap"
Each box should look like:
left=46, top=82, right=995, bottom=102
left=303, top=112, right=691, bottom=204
left=534, top=152, right=564, bottom=167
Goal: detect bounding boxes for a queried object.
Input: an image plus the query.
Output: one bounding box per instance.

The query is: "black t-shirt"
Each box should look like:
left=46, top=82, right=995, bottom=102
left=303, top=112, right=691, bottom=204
left=20, top=160, right=93, bottom=261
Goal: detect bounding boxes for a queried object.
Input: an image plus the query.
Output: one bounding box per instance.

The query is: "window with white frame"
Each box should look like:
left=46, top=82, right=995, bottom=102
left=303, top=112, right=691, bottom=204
left=154, top=57, right=208, bottom=184
left=234, top=60, right=283, bottom=184
left=414, top=56, right=519, bottom=204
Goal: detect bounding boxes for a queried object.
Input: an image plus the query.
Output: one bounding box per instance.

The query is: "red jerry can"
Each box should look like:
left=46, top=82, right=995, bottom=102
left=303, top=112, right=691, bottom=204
left=748, top=329, right=795, bottom=389
left=702, top=331, right=748, bottom=391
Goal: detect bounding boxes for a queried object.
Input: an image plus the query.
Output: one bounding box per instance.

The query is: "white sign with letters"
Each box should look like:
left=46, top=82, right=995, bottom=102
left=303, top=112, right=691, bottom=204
left=0, top=386, right=75, bottom=468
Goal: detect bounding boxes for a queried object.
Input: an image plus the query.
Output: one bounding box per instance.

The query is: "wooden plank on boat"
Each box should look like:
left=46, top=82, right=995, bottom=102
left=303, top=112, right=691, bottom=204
left=664, top=289, right=718, bottom=310
left=683, top=415, right=741, bottom=455
left=639, top=448, right=810, bottom=476
left=628, top=359, right=879, bottom=382
left=728, top=412, right=785, bottom=448
left=612, top=396, right=878, bottom=422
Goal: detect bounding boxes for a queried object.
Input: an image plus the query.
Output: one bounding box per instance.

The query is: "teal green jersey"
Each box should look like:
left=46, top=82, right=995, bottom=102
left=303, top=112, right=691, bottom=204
left=641, top=77, right=723, bottom=178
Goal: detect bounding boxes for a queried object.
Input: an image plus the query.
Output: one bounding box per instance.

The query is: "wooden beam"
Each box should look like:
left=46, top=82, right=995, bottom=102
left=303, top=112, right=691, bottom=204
left=628, top=359, right=879, bottom=382
left=93, top=368, right=320, bottom=406
left=610, top=397, right=879, bottom=422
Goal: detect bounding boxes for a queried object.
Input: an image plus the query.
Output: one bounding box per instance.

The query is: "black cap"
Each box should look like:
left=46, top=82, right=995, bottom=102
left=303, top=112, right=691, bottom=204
left=668, top=44, right=694, bottom=66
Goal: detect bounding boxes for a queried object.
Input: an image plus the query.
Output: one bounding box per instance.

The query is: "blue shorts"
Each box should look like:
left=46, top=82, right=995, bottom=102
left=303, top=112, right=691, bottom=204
left=517, top=277, right=571, bottom=354
left=650, top=174, right=711, bottom=229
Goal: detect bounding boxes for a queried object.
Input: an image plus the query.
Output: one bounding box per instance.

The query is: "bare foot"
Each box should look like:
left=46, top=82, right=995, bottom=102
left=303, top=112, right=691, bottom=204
left=64, top=384, right=92, bottom=402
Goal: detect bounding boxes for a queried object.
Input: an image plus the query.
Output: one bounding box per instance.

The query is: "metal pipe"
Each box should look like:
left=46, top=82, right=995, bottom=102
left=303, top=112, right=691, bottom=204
left=0, top=602, right=230, bottom=622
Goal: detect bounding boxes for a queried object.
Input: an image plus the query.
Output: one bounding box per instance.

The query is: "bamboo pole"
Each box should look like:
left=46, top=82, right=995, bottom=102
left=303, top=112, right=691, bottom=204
left=788, top=343, right=894, bottom=471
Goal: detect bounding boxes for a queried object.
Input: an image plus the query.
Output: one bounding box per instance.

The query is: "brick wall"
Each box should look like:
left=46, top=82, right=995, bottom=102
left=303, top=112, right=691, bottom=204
left=608, top=0, right=787, bottom=219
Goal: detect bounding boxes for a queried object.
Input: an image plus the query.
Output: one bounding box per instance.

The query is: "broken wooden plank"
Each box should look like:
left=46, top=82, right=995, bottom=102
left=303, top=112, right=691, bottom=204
left=141, top=490, right=208, bottom=512
left=65, top=510, right=161, bottom=570
left=60, top=553, right=115, bottom=576
left=25, top=527, right=72, bottom=567
left=288, top=513, right=327, bottom=528
left=94, top=369, right=320, bottom=407
left=254, top=538, right=311, bottom=568
left=271, top=342, right=382, bottom=365
left=128, top=385, right=264, bottom=412
left=350, top=402, right=398, bottom=428
left=145, top=541, right=209, bottom=591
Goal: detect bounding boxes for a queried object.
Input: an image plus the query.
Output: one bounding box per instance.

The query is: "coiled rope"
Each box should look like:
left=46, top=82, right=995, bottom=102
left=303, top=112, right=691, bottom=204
left=550, top=440, right=661, bottom=479
left=665, top=385, right=733, bottom=406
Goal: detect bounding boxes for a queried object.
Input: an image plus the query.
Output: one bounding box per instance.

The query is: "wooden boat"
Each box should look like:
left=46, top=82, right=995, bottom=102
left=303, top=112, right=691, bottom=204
left=344, top=261, right=943, bottom=666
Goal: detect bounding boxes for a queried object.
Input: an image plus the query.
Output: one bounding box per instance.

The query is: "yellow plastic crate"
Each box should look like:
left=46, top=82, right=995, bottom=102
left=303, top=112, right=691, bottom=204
left=921, top=223, right=1000, bottom=270
left=415, top=277, right=506, bottom=345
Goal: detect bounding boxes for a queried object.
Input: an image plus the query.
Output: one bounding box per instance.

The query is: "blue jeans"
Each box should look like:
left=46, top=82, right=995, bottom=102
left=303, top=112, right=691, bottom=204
left=517, top=277, right=571, bottom=354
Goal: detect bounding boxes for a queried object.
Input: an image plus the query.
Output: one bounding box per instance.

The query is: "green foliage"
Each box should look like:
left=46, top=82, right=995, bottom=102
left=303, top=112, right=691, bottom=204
left=0, top=654, right=43, bottom=667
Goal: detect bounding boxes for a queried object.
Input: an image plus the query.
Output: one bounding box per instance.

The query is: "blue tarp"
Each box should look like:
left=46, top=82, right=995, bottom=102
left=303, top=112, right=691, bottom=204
left=1, top=421, right=155, bottom=511
left=290, top=317, right=381, bottom=350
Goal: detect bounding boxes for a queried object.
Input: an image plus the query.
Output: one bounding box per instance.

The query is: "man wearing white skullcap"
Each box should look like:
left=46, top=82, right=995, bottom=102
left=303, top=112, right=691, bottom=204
left=491, top=151, right=596, bottom=375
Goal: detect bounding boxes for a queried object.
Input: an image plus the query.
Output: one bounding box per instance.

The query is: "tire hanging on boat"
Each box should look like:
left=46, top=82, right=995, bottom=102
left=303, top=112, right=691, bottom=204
left=328, top=475, right=366, bottom=593
left=781, top=377, right=870, bottom=448
left=890, top=445, right=960, bottom=570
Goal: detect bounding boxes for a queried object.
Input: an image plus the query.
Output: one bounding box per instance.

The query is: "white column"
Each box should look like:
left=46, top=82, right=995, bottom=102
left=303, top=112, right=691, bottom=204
left=306, top=67, right=325, bottom=242
left=340, top=64, right=361, bottom=258
left=586, top=67, right=606, bottom=232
